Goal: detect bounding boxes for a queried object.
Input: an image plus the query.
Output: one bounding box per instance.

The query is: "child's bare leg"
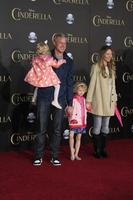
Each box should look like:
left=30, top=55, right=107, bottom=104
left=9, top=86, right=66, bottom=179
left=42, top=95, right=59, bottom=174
left=69, top=131, right=75, bottom=160
left=75, top=133, right=82, bottom=160
left=52, top=84, right=62, bottom=109
left=32, top=87, right=38, bottom=104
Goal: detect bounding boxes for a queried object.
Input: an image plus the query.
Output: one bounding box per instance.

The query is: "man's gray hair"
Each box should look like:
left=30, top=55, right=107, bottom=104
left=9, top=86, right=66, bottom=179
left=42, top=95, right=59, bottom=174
left=52, top=33, right=66, bottom=43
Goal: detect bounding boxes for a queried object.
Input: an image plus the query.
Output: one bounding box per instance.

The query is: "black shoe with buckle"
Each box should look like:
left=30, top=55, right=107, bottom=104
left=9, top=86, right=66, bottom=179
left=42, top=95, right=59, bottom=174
left=33, top=158, right=42, bottom=166
left=51, top=158, right=61, bottom=166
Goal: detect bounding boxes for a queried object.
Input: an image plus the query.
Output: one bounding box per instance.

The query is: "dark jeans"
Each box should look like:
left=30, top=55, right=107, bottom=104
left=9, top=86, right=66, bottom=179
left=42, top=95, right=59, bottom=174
left=34, top=100, right=65, bottom=159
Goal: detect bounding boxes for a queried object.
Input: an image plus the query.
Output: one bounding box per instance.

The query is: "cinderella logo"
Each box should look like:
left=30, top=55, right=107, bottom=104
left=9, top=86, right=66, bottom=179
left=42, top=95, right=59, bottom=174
left=73, top=75, right=86, bottom=81
left=11, top=93, right=33, bottom=105
left=10, top=132, right=36, bottom=145
left=91, top=52, right=123, bottom=64
left=92, top=15, right=125, bottom=27
left=122, top=72, right=133, bottom=83
left=0, top=32, right=12, bottom=40
left=107, top=0, right=114, bottom=9
left=66, top=33, right=88, bottom=44
left=121, top=107, right=133, bottom=117
left=11, top=8, right=52, bottom=21
left=126, top=0, right=133, bottom=12
left=53, top=0, right=89, bottom=5
left=89, top=126, right=120, bottom=136
left=11, top=50, right=35, bottom=63
left=0, top=75, right=11, bottom=82
left=91, top=52, right=99, bottom=63
left=0, top=116, right=11, bottom=123
left=124, top=36, right=133, bottom=47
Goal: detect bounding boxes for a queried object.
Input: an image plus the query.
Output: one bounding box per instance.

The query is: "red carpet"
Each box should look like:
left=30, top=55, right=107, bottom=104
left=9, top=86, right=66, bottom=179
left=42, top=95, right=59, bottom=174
left=0, top=139, right=133, bottom=200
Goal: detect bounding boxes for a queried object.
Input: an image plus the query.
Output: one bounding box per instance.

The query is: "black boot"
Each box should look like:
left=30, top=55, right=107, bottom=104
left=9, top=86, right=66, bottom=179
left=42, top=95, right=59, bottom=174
left=92, top=134, right=102, bottom=159
left=101, top=133, right=108, bottom=158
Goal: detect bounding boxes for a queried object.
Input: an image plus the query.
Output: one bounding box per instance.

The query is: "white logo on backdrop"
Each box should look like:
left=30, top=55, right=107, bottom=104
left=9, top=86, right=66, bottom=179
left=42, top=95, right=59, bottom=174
left=66, top=13, right=74, bottom=24
left=27, top=112, right=36, bottom=123
left=67, top=52, right=73, bottom=59
left=107, top=0, right=114, bottom=9
left=105, top=36, right=112, bottom=46
left=63, top=129, right=70, bottom=139
left=28, top=32, right=37, bottom=43
left=131, top=125, right=133, bottom=133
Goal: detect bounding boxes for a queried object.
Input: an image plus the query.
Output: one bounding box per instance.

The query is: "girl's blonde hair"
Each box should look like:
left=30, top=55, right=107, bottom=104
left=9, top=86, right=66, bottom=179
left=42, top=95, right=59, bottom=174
left=73, top=82, right=87, bottom=94
left=36, top=41, right=51, bottom=55
left=98, top=46, right=116, bottom=78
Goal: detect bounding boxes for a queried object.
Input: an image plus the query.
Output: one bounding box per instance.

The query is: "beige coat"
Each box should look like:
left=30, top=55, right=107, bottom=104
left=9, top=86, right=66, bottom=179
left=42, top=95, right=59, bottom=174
left=86, top=63, right=117, bottom=116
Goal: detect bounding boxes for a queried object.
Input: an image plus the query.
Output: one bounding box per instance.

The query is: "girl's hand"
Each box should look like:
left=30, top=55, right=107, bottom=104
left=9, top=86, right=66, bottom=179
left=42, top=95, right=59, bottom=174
left=52, top=59, right=66, bottom=68
left=58, top=59, right=66, bottom=65
left=86, top=102, right=92, bottom=112
left=66, top=106, right=73, bottom=117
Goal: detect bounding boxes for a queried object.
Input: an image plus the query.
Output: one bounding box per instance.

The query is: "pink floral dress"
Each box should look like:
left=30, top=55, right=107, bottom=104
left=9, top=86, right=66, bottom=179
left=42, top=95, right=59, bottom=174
left=24, top=55, right=60, bottom=87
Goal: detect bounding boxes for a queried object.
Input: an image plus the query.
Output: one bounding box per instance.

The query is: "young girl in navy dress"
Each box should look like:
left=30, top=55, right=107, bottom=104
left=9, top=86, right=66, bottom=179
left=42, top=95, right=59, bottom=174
left=68, top=82, right=88, bottom=160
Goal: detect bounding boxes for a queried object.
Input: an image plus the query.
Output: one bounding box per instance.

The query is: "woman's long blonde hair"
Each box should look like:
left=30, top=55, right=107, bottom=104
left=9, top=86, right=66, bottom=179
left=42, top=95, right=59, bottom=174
left=98, top=46, right=116, bottom=78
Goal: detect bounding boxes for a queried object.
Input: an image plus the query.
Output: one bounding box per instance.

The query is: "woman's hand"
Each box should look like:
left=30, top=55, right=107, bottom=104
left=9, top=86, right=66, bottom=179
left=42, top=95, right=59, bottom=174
left=86, top=102, right=92, bottom=112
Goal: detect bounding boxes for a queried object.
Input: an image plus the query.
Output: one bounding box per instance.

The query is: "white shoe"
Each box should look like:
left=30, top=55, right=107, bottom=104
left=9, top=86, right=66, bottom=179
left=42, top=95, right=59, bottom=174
left=50, top=158, right=61, bottom=166
left=52, top=101, right=62, bottom=109
left=33, top=158, right=42, bottom=166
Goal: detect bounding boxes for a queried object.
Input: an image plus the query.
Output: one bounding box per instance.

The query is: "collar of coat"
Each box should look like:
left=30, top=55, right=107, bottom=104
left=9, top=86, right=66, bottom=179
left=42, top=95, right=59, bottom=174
left=73, top=95, right=84, bottom=102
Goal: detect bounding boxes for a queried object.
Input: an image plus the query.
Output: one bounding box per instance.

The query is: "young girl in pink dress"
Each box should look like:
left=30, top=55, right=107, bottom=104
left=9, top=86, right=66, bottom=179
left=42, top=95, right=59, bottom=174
left=68, top=82, right=88, bottom=161
left=24, top=41, right=66, bottom=109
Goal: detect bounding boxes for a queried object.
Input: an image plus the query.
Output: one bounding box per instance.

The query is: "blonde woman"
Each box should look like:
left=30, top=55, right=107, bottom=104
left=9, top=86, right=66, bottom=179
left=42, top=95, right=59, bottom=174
left=86, top=46, right=117, bottom=158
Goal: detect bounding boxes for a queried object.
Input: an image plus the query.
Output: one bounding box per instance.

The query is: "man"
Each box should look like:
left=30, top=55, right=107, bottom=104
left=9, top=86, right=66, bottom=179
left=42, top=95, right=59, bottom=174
left=33, top=33, right=74, bottom=166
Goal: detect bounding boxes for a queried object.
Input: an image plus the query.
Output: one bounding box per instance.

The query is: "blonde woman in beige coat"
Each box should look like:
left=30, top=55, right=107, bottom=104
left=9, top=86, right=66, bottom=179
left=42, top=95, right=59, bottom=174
left=86, top=46, right=117, bottom=158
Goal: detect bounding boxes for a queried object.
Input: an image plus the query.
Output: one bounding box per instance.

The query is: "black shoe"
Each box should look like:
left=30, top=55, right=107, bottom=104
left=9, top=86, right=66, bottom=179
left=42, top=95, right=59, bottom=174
left=51, top=158, right=61, bottom=166
left=101, top=133, right=108, bottom=158
left=92, top=134, right=102, bottom=159
left=101, top=150, right=108, bottom=158
left=93, top=150, right=101, bottom=159
left=33, top=158, right=42, bottom=166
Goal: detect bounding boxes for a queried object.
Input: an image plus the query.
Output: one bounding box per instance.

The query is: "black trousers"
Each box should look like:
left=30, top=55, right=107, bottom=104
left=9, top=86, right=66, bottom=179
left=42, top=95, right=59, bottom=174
left=34, top=100, right=65, bottom=159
